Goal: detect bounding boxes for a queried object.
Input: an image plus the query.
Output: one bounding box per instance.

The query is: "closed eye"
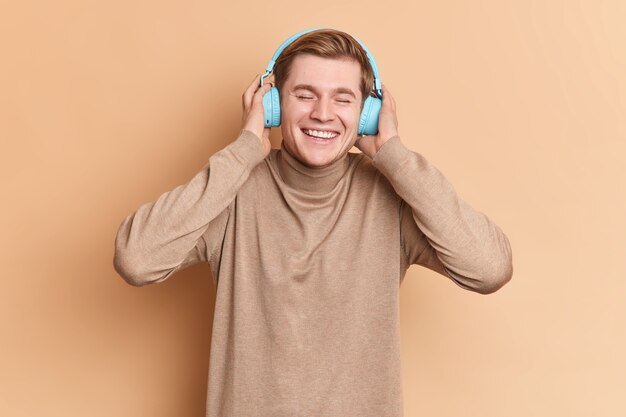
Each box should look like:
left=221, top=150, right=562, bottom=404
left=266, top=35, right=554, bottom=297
left=296, top=95, right=351, bottom=103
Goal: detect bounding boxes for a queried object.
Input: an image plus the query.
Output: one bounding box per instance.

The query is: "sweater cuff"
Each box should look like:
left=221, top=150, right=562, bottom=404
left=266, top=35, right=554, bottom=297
left=371, top=135, right=411, bottom=178
left=227, top=129, right=267, bottom=168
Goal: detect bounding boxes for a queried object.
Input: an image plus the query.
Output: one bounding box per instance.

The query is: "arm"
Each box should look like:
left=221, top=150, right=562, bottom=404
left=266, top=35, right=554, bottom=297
left=114, top=74, right=272, bottom=287
left=372, top=136, right=513, bottom=294
left=113, top=129, right=265, bottom=286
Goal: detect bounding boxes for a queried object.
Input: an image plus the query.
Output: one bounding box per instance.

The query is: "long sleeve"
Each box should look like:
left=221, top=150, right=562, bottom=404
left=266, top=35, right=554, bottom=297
left=113, top=129, right=266, bottom=287
left=372, top=136, right=513, bottom=294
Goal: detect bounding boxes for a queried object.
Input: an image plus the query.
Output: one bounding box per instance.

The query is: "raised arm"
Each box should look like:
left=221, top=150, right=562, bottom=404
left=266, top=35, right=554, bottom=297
left=114, top=74, right=273, bottom=287
left=355, top=84, right=512, bottom=294
left=372, top=136, right=513, bottom=294
left=113, top=129, right=266, bottom=286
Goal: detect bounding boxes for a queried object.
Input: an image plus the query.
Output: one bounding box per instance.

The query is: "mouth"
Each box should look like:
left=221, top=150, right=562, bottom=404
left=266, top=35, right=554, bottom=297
left=300, top=128, right=340, bottom=143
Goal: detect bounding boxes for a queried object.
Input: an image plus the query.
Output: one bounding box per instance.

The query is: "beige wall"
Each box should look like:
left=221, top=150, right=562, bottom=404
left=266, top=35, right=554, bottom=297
left=1, top=1, right=624, bottom=416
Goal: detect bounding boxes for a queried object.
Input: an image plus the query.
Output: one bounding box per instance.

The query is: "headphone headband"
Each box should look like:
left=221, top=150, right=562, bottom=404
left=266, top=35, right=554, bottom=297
left=261, top=28, right=382, bottom=98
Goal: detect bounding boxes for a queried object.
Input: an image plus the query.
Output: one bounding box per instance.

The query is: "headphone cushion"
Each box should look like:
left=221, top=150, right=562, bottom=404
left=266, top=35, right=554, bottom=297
left=358, top=96, right=382, bottom=136
left=263, top=86, right=281, bottom=127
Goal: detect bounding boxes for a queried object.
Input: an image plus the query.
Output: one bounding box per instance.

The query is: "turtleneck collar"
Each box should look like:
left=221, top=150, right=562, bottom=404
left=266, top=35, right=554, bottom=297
left=275, top=141, right=352, bottom=194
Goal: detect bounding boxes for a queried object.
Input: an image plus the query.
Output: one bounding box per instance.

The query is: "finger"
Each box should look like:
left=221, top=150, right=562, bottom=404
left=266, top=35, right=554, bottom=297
left=353, top=136, right=363, bottom=149
left=243, top=74, right=262, bottom=109
left=252, top=82, right=272, bottom=106
left=381, top=84, right=389, bottom=104
left=382, top=84, right=396, bottom=110
left=381, top=83, right=391, bottom=100
left=242, top=74, right=261, bottom=106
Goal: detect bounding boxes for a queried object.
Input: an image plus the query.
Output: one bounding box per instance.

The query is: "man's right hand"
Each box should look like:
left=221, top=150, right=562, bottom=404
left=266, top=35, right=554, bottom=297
left=241, top=74, right=273, bottom=157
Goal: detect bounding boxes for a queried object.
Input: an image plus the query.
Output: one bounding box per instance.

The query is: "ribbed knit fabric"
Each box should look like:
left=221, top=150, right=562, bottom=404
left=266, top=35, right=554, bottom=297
left=113, top=129, right=513, bottom=417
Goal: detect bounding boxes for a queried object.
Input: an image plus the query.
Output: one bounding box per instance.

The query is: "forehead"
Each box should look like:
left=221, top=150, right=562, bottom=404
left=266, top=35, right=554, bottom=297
left=284, top=54, right=361, bottom=91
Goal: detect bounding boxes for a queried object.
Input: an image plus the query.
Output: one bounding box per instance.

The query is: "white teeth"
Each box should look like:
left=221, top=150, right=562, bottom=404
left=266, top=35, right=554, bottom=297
left=303, top=129, right=338, bottom=139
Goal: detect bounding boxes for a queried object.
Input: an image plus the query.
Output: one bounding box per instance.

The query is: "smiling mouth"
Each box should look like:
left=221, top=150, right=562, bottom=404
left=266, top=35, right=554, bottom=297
left=301, top=128, right=340, bottom=141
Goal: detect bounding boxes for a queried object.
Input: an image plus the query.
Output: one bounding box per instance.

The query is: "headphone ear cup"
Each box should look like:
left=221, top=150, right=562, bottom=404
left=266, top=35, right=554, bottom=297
left=263, top=86, right=281, bottom=127
left=358, top=95, right=382, bottom=136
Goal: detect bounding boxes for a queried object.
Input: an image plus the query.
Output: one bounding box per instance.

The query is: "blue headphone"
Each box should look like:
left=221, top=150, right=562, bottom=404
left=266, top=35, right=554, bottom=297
left=260, top=28, right=383, bottom=136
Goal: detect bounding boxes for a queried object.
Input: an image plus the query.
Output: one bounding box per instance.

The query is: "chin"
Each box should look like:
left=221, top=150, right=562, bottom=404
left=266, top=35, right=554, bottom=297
left=294, top=152, right=330, bottom=168
left=284, top=127, right=352, bottom=168
left=301, top=144, right=343, bottom=167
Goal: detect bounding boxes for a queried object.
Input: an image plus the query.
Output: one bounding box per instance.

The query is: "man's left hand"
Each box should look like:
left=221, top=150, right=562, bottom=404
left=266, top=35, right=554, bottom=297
left=353, top=84, right=399, bottom=159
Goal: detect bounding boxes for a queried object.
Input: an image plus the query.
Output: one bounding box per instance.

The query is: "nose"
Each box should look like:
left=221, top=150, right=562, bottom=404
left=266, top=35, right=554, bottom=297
left=310, top=96, right=334, bottom=122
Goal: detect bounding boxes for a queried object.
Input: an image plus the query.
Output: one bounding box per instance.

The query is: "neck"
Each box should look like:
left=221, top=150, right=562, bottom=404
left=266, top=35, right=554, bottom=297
left=276, top=141, right=351, bottom=193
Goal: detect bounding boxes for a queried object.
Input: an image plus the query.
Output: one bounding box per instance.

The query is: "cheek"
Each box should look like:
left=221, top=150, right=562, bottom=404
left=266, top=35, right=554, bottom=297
left=282, top=103, right=310, bottom=123
left=340, top=108, right=361, bottom=127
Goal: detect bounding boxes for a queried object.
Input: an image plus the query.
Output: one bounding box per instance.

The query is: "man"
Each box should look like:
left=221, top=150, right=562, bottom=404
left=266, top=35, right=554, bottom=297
left=114, top=29, right=513, bottom=417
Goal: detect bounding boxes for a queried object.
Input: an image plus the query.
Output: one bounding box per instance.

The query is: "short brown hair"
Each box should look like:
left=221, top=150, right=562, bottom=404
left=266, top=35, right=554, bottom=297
left=272, top=29, right=375, bottom=108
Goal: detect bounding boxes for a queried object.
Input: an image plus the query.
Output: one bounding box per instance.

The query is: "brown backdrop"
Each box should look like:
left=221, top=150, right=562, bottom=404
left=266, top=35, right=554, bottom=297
left=1, top=1, right=624, bottom=416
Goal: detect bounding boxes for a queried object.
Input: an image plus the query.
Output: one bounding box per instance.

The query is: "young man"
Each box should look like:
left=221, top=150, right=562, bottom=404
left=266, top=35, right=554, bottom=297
left=114, top=29, right=513, bottom=417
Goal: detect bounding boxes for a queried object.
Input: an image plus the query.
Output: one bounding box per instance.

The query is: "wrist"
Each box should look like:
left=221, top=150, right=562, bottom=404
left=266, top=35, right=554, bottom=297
left=242, top=128, right=263, bottom=142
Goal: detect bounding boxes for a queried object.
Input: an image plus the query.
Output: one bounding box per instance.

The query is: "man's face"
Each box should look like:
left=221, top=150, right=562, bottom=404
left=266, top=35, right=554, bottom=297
left=279, top=54, right=363, bottom=168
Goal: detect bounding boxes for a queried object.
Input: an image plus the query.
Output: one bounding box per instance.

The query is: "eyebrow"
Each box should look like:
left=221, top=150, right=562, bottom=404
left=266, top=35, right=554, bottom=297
left=291, top=84, right=357, bottom=99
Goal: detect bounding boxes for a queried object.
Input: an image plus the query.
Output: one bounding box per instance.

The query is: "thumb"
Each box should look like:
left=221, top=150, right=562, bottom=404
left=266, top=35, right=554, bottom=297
left=353, top=135, right=376, bottom=158
left=353, top=135, right=365, bottom=150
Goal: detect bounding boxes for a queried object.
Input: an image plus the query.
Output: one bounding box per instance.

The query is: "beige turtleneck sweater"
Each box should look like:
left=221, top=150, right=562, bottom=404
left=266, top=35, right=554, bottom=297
left=113, top=129, right=513, bottom=417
